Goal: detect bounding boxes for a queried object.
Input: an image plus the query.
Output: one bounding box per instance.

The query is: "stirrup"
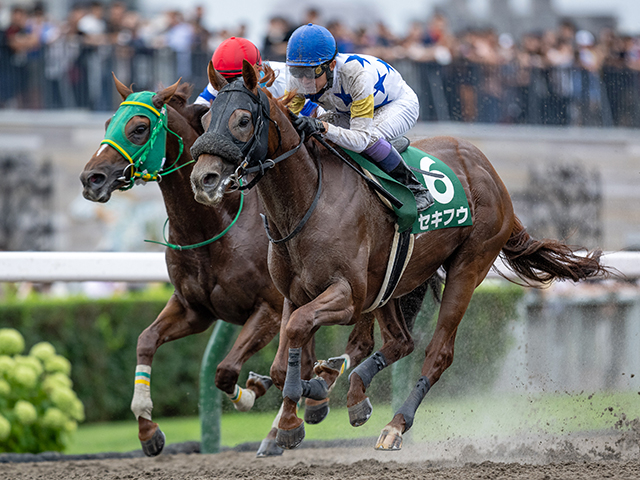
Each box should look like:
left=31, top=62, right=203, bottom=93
left=409, top=185, right=434, bottom=212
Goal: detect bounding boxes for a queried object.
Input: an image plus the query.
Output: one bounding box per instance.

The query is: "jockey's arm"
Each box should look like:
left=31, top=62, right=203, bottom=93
left=312, top=67, right=376, bottom=153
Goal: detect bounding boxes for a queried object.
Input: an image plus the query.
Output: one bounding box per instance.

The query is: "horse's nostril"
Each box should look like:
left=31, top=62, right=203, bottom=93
left=203, top=173, right=219, bottom=187
left=89, top=174, right=105, bottom=185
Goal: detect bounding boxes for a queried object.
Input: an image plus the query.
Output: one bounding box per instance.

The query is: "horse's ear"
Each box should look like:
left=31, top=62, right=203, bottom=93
left=201, top=110, right=212, bottom=131
left=153, top=78, right=182, bottom=109
left=242, top=59, right=258, bottom=91
left=112, top=72, right=133, bottom=100
left=208, top=61, right=228, bottom=91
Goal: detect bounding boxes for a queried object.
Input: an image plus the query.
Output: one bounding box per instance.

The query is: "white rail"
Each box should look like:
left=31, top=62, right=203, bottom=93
left=0, top=251, right=638, bottom=283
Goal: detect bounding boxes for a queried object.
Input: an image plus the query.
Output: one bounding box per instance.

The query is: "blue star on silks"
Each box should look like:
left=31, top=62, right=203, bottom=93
left=377, top=95, right=392, bottom=108
left=345, top=55, right=370, bottom=67
left=374, top=72, right=387, bottom=96
left=377, top=59, right=395, bottom=73
left=334, top=85, right=352, bottom=106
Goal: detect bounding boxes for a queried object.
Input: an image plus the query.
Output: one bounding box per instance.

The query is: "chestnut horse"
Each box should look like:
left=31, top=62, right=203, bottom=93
left=189, top=61, right=608, bottom=451
left=79, top=76, right=378, bottom=457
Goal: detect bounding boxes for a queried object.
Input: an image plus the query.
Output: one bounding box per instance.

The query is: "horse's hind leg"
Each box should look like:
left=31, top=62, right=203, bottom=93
left=133, top=294, right=214, bottom=456
left=375, top=265, right=485, bottom=451
left=346, top=300, right=414, bottom=427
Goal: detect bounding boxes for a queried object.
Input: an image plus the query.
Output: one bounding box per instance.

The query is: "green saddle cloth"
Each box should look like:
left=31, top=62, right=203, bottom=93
left=344, top=146, right=473, bottom=234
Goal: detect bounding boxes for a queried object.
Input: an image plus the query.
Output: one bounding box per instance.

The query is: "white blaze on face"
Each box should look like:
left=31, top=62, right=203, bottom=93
left=96, top=144, right=108, bottom=157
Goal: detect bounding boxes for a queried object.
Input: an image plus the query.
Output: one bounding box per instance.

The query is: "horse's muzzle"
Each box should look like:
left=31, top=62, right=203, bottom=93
left=190, top=153, right=231, bottom=206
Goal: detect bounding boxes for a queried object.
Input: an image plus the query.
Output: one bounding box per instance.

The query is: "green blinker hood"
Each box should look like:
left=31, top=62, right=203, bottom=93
left=101, top=91, right=168, bottom=183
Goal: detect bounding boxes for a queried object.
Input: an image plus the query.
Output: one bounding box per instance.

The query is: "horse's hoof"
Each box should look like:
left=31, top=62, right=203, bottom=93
left=276, top=423, right=305, bottom=450
left=348, top=397, right=372, bottom=427
left=304, top=399, right=329, bottom=424
left=256, top=438, right=284, bottom=457
left=247, top=371, right=273, bottom=392
left=140, top=427, right=165, bottom=457
left=375, top=426, right=403, bottom=451
left=314, top=356, right=346, bottom=376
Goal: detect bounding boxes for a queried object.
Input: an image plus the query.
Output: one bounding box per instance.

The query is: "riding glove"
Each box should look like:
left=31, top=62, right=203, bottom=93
left=294, top=116, right=326, bottom=136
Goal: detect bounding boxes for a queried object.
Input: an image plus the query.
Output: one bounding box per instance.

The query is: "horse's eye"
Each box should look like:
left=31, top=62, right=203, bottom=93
left=239, top=117, right=250, bottom=128
left=135, top=125, right=147, bottom=135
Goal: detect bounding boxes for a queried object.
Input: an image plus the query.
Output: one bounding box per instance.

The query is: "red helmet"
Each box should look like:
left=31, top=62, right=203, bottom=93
left=212, top=37, right=263, bottom=79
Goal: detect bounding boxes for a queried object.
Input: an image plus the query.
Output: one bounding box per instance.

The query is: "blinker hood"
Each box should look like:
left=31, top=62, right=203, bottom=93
left=191, top=81, right=270, bottom=167
left=101, top=91, right=167, bottom=182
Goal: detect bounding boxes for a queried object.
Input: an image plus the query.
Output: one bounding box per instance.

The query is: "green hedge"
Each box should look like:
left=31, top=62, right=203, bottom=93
left=0, top=282, right=523, bottom=422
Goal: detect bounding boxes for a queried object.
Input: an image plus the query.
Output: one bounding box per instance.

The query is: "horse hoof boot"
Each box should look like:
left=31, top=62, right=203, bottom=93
left=304, top=399, right=329, bottom=424
left=275, top=423, right=305, bottom=450
left=140, top=427, right=165, bottom=457
left=247, top=371, right=273, bottom=392
left=375, top=426, right=403, bottom=451
left=348, top=397, right=373, bottom=427
left=256, top=438, right=284, bottom=457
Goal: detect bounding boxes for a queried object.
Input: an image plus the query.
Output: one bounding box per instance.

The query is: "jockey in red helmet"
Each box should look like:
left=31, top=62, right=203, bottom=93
left=195, top=36, right=321, bottom=117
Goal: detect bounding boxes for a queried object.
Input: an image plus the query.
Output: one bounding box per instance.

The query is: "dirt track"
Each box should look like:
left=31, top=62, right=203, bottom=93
left=3, top=432, right=640, bottom=480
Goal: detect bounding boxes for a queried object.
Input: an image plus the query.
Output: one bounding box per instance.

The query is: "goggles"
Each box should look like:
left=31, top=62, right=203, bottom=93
left=289, top=63, right=330, bottom=79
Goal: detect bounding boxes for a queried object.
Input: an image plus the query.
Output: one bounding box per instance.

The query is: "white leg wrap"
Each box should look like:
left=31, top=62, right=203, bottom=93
left=271, top=402, right=285, bottom=429
left=341, top=354, right=351, bottom=372
left=131, top=365, right=153, bottom=421
left=227, top=384, right=256, bottom=412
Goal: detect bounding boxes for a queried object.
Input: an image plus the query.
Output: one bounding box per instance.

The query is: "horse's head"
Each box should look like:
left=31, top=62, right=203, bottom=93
left=190, top=60, right=281, bottom=206
left=80, top=74, right=184, bottom=203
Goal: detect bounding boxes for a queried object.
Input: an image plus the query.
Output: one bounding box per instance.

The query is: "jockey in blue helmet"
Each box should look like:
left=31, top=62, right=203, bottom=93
left=286, top=23, right=433, bottom=211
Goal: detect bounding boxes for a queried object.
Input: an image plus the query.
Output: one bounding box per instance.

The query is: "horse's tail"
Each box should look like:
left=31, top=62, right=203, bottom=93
left=499, top=216, right=608, bottom=285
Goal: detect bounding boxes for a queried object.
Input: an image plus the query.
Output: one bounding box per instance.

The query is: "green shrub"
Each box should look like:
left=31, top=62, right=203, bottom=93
left=0, top=329, right=84, bottom=453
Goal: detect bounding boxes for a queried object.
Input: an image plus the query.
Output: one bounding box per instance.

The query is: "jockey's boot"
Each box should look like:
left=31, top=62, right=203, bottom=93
left=363, top=138, right=433, bottom=212
left=388, top=161, right=434, bottom=212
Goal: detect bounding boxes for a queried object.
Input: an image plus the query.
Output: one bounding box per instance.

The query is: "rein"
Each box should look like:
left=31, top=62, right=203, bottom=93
left=144, top=182, right=244, bottom=251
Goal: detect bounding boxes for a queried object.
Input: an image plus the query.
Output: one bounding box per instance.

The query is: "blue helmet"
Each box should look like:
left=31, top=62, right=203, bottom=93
left=286, top=23, right=337, bottom=67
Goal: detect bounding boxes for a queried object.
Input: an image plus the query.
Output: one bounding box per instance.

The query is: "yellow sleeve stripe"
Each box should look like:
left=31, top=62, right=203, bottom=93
left=287, top=93, right=306, bottom=115
left=135, top=379, right=151, bottom=386
left=350, top=95, right=374, bottom=119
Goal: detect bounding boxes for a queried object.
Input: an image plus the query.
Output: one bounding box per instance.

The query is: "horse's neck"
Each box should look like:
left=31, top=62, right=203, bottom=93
left=257, top=142, right=320, bottom=235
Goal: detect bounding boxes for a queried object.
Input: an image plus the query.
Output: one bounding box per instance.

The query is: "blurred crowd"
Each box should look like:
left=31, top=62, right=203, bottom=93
left=2, top=2, right=640, bottom=125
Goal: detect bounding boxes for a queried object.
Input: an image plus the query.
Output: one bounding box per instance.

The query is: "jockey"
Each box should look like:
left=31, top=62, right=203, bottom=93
left=195, top=36, right=321, bottom=117
left=285, top=24, right=433, bottom=211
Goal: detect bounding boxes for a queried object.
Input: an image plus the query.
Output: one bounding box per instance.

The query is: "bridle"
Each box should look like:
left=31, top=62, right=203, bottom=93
left=100, top=91, right=244, bottom=251
left=191, top=81, right=322, bottom=244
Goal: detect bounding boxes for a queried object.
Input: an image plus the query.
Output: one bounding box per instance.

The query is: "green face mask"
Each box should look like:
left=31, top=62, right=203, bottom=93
left=101, top=91, right=170, bottom=187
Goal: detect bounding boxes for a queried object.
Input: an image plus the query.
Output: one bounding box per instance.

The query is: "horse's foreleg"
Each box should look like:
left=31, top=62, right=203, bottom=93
left=305, top=312, right=376, bottom=425
left=133, top=294, right=214, bottom=456
left=347, top=301, right=414, bottom=428
left=216, top=301, right=281, bottom=412
left=276, top=281, right=356, bottom=450
left=376, top=268, right=477, bottom=451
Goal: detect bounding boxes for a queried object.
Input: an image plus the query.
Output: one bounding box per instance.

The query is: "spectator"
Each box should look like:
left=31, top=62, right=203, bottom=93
left=4, top=6, right=39, bottom=107
left=262, top=16, right=292, bottom=62
left=163, top=10, right=195, bottom=79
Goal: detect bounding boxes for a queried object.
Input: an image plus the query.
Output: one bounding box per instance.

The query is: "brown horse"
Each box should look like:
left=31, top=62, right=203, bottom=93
left=79, top=76, right=377, bottom=457
left=189, top=61, right=608, bottom=451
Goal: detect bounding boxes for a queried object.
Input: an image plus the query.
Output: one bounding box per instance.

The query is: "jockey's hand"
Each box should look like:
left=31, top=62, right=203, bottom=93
left=294, top=116, right=326, bottom=137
